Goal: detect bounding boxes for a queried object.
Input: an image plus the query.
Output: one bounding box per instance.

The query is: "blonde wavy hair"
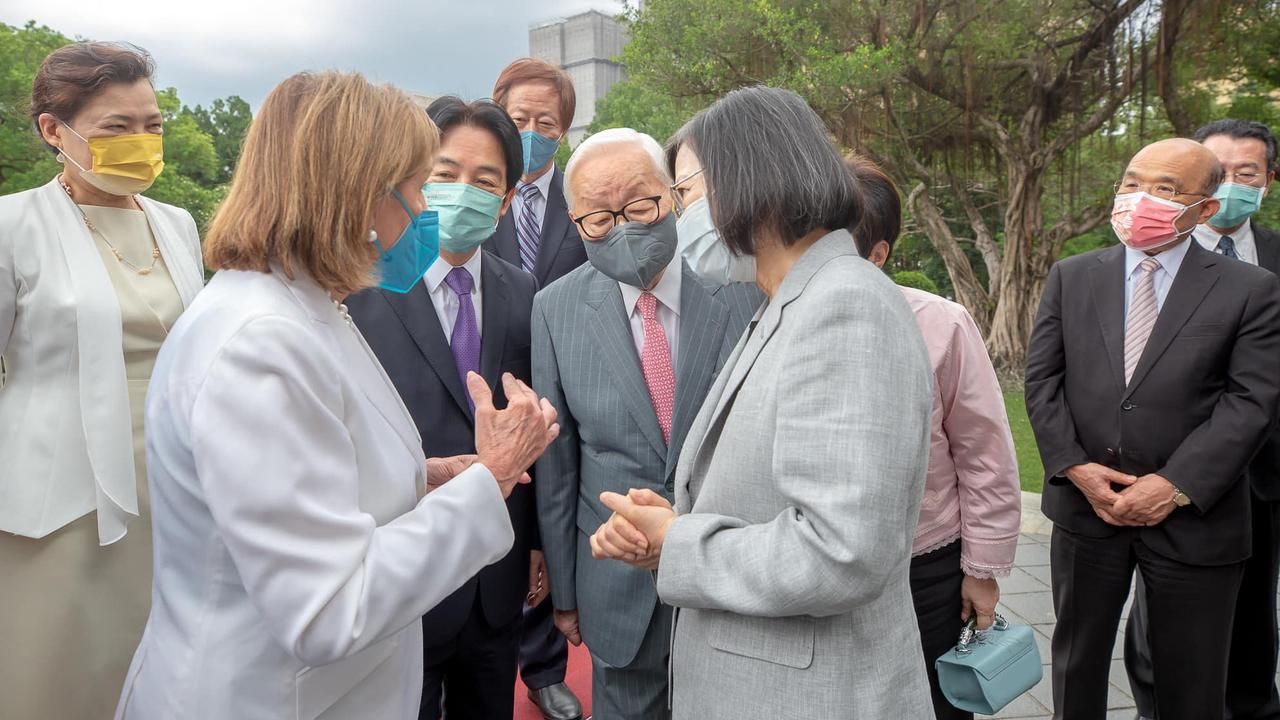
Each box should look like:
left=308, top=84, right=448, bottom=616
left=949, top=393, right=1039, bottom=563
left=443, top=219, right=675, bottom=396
left=204, top=71, right=439, bottom=296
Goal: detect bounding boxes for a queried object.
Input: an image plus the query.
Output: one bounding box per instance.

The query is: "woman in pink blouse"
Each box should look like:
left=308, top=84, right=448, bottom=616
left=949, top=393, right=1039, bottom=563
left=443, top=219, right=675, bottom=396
left=847, top=158, right=1023, bottom=720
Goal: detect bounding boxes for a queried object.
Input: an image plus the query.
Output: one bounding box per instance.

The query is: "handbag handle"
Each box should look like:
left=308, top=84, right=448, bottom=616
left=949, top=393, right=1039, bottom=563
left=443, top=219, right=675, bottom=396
left=955, top=612, right=1009, bottom=655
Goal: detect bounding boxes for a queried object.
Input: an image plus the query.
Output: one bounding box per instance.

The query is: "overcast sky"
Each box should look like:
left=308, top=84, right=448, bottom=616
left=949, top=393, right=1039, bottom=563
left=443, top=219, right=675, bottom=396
left=1, top=0, right=627, bottom=109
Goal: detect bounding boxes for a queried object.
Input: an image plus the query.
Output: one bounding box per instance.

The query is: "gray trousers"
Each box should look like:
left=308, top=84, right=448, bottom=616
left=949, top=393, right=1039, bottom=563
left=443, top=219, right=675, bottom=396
left=590, top=603, right=673, bottom=720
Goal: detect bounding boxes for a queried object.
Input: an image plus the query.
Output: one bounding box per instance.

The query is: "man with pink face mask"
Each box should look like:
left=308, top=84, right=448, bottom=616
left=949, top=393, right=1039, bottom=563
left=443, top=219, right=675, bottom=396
left=1025, top=137, right=1280, bottom=720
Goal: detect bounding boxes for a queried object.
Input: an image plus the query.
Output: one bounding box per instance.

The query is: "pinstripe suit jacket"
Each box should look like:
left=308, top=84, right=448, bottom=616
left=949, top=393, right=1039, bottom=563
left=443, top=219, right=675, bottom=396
left=656, top=230, right=935, bottom=718
left=532, top=259, right=761, bottom=668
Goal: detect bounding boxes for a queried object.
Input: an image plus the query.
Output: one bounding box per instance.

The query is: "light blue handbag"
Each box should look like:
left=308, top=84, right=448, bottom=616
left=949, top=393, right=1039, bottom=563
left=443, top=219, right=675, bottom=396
left=935, top=613, right=1044, bottom=714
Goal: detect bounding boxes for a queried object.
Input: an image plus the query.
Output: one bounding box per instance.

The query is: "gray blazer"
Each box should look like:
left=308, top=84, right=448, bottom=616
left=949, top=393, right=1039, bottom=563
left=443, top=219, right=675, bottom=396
left=656, top=230, right=935, bottom=718
left=532, top=259, right=761, bottom=668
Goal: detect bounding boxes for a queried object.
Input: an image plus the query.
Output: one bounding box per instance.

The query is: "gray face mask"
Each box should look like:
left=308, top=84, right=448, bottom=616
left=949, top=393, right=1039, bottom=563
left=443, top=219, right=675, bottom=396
left=583, top=212, right=679, bottom=289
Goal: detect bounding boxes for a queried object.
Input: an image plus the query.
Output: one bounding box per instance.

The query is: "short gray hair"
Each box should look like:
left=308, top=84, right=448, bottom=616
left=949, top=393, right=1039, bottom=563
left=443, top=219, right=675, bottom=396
left=563, top=128, right=671, bottom=212
left=684, top=86, right=861, bottom=255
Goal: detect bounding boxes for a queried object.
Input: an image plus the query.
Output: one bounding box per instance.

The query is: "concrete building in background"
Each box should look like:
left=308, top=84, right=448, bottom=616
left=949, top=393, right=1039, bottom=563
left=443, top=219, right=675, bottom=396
left=529, top=9, right=628, bottom=145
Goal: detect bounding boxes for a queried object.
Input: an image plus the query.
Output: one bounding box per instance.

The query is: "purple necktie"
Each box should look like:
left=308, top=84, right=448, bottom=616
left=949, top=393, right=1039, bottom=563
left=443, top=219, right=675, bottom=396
left=445, top=266, right=480, bottom=411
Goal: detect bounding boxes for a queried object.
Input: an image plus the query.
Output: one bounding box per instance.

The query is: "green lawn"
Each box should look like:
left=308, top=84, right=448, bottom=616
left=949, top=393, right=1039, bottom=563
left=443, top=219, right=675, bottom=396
left=1003, top=390, right=1044, bottom=493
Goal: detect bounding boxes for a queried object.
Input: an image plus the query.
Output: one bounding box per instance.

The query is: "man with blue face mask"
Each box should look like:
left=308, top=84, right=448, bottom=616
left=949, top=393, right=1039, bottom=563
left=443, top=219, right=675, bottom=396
left=486, top=61, right=590, bottom=718
left=1126, top=119, right=1280, bottom=720
left=532, top=128, right=761, bottom=720
left=345, top=97, right=540, bottom=720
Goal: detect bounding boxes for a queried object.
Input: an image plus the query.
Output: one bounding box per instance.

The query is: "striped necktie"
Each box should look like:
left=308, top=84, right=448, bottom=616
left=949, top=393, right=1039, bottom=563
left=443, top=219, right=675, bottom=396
left=516, top=183, right=542, bottom=273
left=1124, top=256, right=1162, bottom=385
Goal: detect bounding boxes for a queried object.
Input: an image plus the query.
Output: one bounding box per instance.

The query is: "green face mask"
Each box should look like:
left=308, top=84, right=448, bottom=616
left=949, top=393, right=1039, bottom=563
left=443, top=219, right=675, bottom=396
left=1208, top=182, right=1267, bottom=228
left=424, top=182, right=504, bottom=253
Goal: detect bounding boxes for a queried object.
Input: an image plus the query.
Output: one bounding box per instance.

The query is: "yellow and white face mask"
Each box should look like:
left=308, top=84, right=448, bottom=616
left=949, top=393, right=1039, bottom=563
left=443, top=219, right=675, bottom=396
left=58, top=119, right=164, bottom=196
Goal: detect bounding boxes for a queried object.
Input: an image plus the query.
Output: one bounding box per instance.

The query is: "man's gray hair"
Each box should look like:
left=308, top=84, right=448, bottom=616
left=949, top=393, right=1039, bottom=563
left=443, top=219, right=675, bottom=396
left=563, top=128, right=671, bottom=212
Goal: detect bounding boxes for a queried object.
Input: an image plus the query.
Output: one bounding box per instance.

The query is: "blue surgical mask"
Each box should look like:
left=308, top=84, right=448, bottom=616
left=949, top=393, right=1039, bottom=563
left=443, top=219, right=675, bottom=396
left=425, top=182, right=503, bottom=253
left=521, top=130, right=561, bottom=176
left=1208, top=182, right=1267, bottom=228
left=373, top=189, right=440, bottom=293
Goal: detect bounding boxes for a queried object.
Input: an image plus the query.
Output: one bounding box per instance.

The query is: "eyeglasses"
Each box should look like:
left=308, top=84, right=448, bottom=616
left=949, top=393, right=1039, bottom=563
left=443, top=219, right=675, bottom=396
left=572, top=196, right=664, bottom=239
left=1225, top=171, right=1267, bottom=186
left=669, top=168, right=704, bottom=216
left=1113, top=180, right=1210, bottom=203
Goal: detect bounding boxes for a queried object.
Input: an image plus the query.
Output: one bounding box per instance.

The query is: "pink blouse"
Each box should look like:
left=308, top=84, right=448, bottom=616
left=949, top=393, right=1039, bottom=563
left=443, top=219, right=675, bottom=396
left=902, top=287, right=1021, bottom=578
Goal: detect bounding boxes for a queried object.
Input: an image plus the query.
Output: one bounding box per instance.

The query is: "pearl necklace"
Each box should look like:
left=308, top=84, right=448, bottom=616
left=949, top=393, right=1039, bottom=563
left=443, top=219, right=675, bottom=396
left=59, top=176, right=161, bottom=276
left=331, top=298, right=354, bottom=328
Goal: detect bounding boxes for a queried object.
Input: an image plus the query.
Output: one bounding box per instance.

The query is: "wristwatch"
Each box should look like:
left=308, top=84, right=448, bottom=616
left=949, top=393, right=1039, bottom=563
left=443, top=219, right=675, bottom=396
left=1171, top=486, right=1191, bottom=508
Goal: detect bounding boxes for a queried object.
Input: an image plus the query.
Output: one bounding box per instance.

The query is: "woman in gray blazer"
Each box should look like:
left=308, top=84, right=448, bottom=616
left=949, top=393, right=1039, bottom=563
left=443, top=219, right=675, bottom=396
left=590, top=86, right=937, bottom=718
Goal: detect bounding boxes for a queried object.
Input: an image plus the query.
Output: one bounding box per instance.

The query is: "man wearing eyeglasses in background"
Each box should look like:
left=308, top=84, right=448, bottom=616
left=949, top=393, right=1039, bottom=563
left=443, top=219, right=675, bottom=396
left=1025, top=137, right=1280, bottom=720
left=530, top=128, right=760, bottom=719
left=1126, top=120, right=1280, bottom=720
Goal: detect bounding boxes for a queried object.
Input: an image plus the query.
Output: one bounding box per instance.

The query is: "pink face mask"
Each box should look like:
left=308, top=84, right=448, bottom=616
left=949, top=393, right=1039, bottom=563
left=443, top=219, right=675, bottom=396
left=1111, top=192, right=1205, bottom=250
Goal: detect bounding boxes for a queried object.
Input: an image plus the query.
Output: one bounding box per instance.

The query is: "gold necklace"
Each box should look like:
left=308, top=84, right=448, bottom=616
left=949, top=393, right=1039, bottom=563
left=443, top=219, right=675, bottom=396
left=59, top=176, right=161, bottom=276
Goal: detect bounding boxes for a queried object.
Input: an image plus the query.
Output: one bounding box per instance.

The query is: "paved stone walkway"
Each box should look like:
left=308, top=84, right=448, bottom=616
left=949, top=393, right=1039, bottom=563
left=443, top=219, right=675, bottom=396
left=989, top=529, right=1138, bottom=719
left=995, top=502, right=1280, bottom=719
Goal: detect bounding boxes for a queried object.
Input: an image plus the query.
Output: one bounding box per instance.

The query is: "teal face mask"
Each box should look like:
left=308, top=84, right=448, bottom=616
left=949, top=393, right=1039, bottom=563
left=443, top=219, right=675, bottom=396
left=424, top=182, right=504, bottom=253
left=373, top=190, right=440, bottom=293
left=521, top=130, right=560, bottom=175
left=1208, top=182, right=1267, bottom=228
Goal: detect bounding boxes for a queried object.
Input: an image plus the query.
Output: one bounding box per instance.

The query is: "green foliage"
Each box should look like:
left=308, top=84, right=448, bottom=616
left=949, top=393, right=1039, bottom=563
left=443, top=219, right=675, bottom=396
left=893, top=270, right=940, bottom=294
left=187, top=96, right=252, bottom=184
left=1003, top=389, right=1044, bottom=493
left=0, top=22, right=70, bottom=195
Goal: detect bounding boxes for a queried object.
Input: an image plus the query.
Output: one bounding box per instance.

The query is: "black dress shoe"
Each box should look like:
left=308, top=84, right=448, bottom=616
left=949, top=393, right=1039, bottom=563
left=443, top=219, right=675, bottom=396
left=527, top=682, right=583, bottom=720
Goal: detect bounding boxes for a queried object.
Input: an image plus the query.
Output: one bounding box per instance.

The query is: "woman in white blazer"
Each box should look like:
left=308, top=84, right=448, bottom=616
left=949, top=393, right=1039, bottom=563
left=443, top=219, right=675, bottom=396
left=0, top=43, right=205, bottom=719
left=114, top=71, right=559, bottom=720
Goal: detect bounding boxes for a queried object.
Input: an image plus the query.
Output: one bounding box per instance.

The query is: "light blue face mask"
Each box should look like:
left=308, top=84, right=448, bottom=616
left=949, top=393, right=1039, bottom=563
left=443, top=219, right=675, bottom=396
left=425, top=182, right=503, bottom=253
left=1208, top=182, right=1267, bottom=228
left=521, top=130, right=561, bottom=176
left=373, top=189, right=440, bottom=293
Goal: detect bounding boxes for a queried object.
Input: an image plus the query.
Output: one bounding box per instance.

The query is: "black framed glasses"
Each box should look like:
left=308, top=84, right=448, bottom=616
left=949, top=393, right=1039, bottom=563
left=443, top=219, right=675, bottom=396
left=573, top=195, right=663, bottom=239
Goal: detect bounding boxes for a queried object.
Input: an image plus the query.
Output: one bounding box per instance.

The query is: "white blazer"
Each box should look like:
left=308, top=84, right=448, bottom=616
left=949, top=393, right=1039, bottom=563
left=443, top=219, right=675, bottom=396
left=0, top=177, right=204, bottom=544
left=116, top=268, right=514, bottom=720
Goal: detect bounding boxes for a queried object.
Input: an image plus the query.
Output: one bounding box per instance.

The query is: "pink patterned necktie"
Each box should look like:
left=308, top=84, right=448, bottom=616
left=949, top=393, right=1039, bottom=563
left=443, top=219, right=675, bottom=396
left=637, top=291, right=675, bottom=444
left=1124, top=256, right=1162, bottom=385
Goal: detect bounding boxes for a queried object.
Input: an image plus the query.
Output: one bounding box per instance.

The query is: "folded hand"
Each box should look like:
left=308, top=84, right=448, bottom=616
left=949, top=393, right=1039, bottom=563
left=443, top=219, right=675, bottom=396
left=590, top=489, right=676, bottom=570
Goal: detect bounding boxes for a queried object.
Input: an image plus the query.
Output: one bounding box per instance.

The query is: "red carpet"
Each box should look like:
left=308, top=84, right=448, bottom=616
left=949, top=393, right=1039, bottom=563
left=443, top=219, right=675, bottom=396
left=514, top=641, right=593, bottom=720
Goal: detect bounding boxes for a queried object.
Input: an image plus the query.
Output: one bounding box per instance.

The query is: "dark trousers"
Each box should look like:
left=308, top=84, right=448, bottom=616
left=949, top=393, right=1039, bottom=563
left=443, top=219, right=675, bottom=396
left=420, top=593, right=522, bottom=720
left=909, top=540, right=974, bottom=720
left=1126, top=492, right=1280, bottom=720
left=1051, top=525, right=1243, bottom=720
left=519, top=596, right=568, bottom=690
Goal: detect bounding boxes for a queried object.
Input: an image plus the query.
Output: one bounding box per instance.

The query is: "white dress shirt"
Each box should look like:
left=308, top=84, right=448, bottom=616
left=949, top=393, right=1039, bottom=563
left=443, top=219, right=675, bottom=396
left=512, top=166, right=557, bottom=240
left=1193, top=220, right=1258, bottom=266
left=1123, top=237, right=1192, bottom=324
left=423, top=251, right=484, bottom=341
left=619, top=254, right=682, bottom=369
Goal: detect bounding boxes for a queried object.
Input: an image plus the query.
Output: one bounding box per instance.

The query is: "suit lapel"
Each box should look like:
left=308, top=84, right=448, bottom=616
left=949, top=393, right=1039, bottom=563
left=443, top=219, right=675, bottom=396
left=1088, top=246, right=1128, bottom=395
left=665, top=266, right=727, bottom=480
left=490, top=213, right=521, bottom=268
left=1254, top=223, right=1280, bottom=274
left=479, top=255, right=508, bottom=393
left=534, top=170, right=571, bottom=285
left=381, top=282, right=472, bottom=420
left=1124, top=242, right=1219, bottom=398
left=586, top=276, right=668, bottom=457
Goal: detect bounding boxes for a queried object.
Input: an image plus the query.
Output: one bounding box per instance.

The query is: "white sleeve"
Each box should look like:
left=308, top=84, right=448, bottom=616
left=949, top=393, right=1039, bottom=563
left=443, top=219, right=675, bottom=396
left=189, top=316, right=513, bottom=666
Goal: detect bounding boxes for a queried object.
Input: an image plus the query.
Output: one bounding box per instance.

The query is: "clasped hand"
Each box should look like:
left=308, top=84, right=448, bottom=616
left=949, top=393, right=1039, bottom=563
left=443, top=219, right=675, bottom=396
left=589, top=489, right=677, bottom=570
left=1064, top=463, right=1178, bottom=527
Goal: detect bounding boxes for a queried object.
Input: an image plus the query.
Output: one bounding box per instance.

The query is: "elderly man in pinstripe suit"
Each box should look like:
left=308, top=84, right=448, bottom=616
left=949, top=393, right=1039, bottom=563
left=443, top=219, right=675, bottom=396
left=532, top=128, right=761, bottom=719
